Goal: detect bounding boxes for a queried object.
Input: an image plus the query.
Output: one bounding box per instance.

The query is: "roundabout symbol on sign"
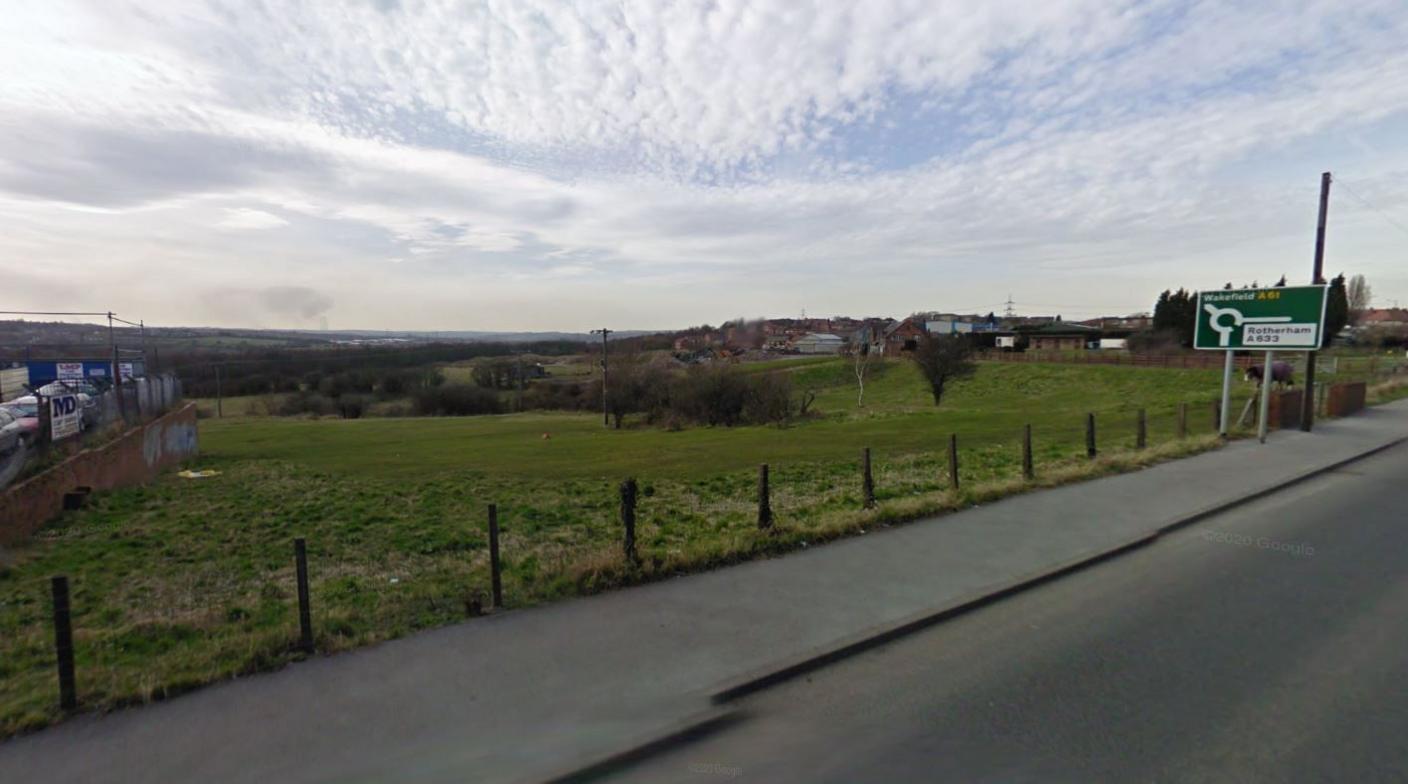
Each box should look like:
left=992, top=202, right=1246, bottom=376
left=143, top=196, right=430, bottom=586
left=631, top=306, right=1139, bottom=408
left=1202, top=304, right=1291, bottom=348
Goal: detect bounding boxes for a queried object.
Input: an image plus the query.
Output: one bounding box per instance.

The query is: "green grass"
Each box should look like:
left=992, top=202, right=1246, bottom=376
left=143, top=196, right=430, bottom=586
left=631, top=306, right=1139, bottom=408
left=1, top=360, right=1255, bottom=737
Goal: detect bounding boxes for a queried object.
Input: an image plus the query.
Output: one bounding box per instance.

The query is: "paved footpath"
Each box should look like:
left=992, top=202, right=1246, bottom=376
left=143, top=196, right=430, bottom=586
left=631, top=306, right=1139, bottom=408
left=5, top=402, right=1408, bottom=784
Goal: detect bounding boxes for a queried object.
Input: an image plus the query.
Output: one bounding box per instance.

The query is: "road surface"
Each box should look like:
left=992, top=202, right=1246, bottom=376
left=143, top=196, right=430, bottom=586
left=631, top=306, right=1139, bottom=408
left=615, top=442, right=1408, bottom=783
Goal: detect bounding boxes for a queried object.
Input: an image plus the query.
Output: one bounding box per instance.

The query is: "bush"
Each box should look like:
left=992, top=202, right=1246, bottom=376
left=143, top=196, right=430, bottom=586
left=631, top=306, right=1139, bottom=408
left=666, top=366, right=793, bottom=427
left=277, top=391, right=337, bottom=417
left=411, top=384, right=504, bottom=416
left=337, top=394, right=369, bottom=419
left=524, top=381, right=589, bottom=411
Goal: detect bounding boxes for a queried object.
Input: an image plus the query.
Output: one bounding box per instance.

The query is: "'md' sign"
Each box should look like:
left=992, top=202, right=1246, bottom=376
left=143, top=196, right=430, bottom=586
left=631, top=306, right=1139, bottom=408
left=50, top=394, right=82, bottom=440
left=1194, top=285, right=1328, bottom=351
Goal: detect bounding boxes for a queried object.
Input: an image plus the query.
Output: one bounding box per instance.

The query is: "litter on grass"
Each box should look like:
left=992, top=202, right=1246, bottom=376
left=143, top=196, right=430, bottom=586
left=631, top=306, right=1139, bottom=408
left=177, top=469, right=222, bottom=479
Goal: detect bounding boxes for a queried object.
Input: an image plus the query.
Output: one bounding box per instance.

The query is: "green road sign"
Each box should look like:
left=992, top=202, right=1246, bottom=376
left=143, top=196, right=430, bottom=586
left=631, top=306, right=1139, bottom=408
left=1194, top=285, right=1328, bottom=350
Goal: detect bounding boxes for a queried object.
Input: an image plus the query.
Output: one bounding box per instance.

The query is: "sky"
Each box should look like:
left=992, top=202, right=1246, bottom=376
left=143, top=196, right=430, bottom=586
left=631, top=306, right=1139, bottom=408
left=3, top=0, right=1408, bottom=332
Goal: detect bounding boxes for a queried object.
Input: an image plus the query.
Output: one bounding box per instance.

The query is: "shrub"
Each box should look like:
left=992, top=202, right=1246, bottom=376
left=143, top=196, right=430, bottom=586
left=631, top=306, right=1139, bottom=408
left=411, top=384, right=504, bottom=416
left=277, top=391, right=337, bottom=417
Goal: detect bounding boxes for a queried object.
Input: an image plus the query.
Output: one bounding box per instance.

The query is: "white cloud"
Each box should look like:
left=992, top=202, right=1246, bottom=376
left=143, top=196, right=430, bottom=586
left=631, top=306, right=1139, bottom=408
left=218, top=208, right=288, bottom=230
left=1, top=1, right=1407, bottom=330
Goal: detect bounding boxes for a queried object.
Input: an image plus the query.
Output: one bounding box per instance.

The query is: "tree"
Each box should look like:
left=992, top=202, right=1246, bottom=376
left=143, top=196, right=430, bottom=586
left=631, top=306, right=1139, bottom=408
left=1151, top=288, right=1196, bottom=347
left=1323, top=273, right=1349, bottom=347
left=851, top=333, right=877, bottom=407
left=909, top=333, right=976, bottom=406
left=1274, top=275, right=1287, bottom=287
left=1347, top=274, right=1373, bottom=323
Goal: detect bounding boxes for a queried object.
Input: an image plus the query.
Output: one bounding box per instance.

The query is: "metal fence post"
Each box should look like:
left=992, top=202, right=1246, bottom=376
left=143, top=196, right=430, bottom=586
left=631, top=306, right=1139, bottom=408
left=947, top=434, right=959, bottom=491
left=861, top=448, right=875, bottom=508
left=294, top=538, right=313, bottom=654
left=620, top=478, right=638, bottom=563
left=1136, top=408, right=1147, bottom=449
left=757, top=464, right=772, bottom=530
left=1022, top=424, right=1034, bottom=480
left=487, top=504, right=503, bottom=609
left=1086, top=413, right=1097, bottom=459
left=51, top=576, right=77, bottom=711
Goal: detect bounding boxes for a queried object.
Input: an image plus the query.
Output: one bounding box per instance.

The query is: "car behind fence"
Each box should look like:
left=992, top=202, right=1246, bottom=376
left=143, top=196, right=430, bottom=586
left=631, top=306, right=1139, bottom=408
left=0, top=374, right=184, bottom=491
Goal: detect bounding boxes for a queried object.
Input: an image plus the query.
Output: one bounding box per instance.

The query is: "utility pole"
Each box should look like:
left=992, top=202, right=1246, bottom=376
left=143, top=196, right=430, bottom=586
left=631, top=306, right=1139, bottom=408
left=591, top=328, right=612, bottom=427
left=1301, top=171, right=1331, bottom=432
left=108, top=311, right=123, bottom=419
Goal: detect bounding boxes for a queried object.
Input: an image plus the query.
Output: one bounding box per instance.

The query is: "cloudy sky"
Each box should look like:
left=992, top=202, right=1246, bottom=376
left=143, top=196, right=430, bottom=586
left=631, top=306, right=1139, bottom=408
left=3, top=1, right=1407, bottom=332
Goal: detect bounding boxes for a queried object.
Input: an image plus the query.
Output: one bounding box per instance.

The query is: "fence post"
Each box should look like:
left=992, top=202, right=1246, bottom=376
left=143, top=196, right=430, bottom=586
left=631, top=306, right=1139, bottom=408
left=1178, top=403, right=1188, bottom=439
left=620, top=478, right=638, bottom=563
left=1136, top=408, right=1147, bottom=449
left=1086, top=413, right=1097, bottom=459
left=51, top=576, right=77, bottom=711
left=757, top=464, right=772, bottom=529
left=294, top=538, right=313, bottom=654
left=1022, top=425, right=1034, bottom=480
left=861, top=448, right=875, bottom=508
left=487, top=504, right=503, bottom=609
left=947, top=434, right=959, bottom=491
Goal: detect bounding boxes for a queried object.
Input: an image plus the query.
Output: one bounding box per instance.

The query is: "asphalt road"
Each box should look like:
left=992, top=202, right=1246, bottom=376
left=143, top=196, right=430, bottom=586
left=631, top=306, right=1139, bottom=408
left=615, top=442, right=1408, bottom=783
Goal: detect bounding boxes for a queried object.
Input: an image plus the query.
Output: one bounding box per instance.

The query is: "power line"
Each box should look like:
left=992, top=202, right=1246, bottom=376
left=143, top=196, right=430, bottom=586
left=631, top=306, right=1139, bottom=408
left=1336, top=177, right=1408, bottom=241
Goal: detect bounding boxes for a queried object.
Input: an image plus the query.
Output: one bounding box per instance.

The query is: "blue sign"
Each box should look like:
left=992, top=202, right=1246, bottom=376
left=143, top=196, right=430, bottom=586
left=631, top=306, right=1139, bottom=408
left=25, top=360, right=137, bottom=387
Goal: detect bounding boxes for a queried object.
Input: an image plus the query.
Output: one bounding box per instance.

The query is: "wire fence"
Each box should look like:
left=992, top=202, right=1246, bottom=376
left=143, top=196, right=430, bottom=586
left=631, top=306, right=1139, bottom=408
left=0, top=378, right=1388, bottom=733
left=0, top=375, right=184, bottom=491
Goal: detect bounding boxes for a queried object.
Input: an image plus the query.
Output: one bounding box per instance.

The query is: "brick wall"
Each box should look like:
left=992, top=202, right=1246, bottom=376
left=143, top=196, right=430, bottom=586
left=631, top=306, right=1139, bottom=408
left=0, top=402, right=199, bottom=546
left=1267, top=389, right=1304, bottom=430
left=1327, top=382, right=1367, bottom=417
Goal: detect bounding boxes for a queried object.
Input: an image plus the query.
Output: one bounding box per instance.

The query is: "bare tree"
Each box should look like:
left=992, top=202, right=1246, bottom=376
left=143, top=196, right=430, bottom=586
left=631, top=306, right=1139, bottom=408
left=909, top=333, right=976, bottom=406
left=1347, top=274, right=1373, bottom=324
left=852, top=340, right=875, bottom=407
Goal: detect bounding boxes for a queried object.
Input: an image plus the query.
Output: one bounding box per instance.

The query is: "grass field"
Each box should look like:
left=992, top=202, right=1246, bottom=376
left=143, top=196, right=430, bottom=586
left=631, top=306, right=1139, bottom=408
left=1, top=360, right=1260, bottom=736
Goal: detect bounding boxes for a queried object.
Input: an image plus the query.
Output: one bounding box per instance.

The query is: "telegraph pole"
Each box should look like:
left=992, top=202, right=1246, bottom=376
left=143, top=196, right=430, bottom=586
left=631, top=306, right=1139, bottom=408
left=591, top=328, right=613, bottom=427
left=1301, top=171, right=1331, bottom=432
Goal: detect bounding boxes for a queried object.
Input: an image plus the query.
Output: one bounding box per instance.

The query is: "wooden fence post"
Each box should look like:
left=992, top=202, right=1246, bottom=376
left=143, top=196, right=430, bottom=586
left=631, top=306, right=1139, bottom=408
left=620, top=478, right=638, bottom=563
left=1022, top=424, right=1034, bottom=480
left=947, top=434, right=959, bottom=491
left=487, top=504, right=503, bottom=609
left=51, top=576, right=77, bottom=711
left=294, top=538, right=313, bottom=654
left=1136, top=408, right=1147, bottom=449
left=757, top=464, right=772, bottom=530
left=861, top=448, right=875, bottom=508
left=1178, top=402, right=1188, bottom=439
left=1086, top=413, right=1097, bottom=459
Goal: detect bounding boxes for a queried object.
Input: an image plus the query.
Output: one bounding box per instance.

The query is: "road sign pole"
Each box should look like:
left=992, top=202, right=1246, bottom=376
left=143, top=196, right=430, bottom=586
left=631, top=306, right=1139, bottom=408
left=1257, top=351, right=1275, bottom=444
left=1301, top=171, right=1331, bottom=432
left=1219, top=350, right=1234, bottom=437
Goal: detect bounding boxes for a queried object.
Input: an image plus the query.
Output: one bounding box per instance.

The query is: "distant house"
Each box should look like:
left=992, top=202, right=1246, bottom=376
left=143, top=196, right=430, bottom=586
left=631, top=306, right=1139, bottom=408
left=882, top=318, right=927, bottom=357
left=925, top=319, right=975, bottom=335
left=1019, top=320, right=1101, bottom=351
left=1078, top=314, right=1152, bottom=331
left=1361, top=308, right=1408, bottom=328
left=792, top=332, right=846, bottom=354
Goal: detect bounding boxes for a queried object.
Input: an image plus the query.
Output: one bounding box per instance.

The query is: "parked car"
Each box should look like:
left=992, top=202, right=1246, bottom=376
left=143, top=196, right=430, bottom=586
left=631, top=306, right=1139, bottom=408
left=37, top=384, right=100, bottom=428
left=38, top=380, right=100, bottom=397
left=0, top=397, right=39, bottom=444
left=0, top=407, right=21, bottom=454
